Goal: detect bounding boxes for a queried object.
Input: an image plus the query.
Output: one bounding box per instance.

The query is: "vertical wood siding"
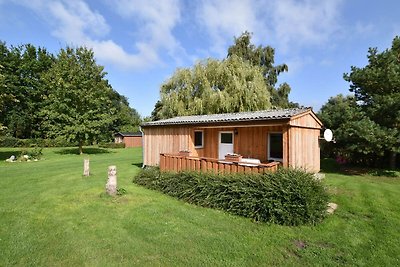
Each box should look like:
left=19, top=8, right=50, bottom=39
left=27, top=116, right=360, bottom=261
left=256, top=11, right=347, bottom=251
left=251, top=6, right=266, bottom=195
left=159, top=153, right=280, bottom=174
left=123, top=136, right=142, bottom=148
left=143, top=126, right=193, bottom=166
left=143, top=111, right=322, bottom=172
left=288, top=127, right=320, bottom=172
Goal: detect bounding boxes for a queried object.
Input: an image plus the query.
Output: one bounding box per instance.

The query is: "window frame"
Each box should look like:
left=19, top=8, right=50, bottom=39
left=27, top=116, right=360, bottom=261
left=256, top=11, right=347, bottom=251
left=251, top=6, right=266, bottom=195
left=268, top=132, right=283, bottom=162
left=194, top=130, right=204, bottom=148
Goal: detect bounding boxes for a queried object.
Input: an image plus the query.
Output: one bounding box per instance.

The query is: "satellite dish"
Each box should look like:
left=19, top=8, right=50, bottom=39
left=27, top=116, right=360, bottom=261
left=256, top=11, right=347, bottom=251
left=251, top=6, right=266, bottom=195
left=323, top=129, right=333, bottom=142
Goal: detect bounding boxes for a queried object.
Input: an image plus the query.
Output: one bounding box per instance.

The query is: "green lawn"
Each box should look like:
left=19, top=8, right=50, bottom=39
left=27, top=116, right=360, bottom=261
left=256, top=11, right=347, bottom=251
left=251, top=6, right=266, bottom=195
left=1, top=147, right=399, bottom=266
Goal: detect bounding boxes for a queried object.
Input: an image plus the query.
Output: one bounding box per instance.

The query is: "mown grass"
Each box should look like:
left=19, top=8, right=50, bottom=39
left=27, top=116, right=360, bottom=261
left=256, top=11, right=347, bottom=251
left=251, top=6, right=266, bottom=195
left=1, top=148, right=399, bottom=266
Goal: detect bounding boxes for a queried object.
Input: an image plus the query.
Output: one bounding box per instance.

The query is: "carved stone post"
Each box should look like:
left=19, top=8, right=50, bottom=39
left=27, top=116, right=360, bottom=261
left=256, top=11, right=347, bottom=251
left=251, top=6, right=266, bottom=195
left=83, top=159, right=90, bottom=176
left=106, top=165, right=117, bottom=196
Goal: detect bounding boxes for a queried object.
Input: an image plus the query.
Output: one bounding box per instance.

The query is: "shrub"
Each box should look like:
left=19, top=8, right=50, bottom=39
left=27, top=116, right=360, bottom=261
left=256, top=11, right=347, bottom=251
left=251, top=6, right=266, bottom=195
left=99, top=143, right=126, bottom=149
left=0, top=136, right=20, bottom=147
left=18, top=146, right=43, bottom=160
left=134, top=168, right=329, bottom=226
left=0, top=137, right=75, bottom=148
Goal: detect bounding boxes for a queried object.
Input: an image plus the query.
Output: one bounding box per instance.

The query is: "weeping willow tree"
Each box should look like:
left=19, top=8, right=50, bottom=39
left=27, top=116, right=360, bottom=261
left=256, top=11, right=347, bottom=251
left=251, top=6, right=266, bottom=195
left=154, top=55, right=271, bottom=119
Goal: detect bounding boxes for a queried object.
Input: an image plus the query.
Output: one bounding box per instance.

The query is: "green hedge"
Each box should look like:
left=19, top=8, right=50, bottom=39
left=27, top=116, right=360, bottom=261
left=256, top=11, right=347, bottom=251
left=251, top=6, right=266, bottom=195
left=0, top=137, right=75, bottom=147
left=134, top=168, right=329, bottom=226
left=99, top=143, right=126, bottom=149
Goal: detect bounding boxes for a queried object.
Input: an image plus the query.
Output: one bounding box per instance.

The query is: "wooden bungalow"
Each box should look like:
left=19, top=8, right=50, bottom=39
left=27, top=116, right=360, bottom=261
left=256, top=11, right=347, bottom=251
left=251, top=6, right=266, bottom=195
left=141, top=108, right=323, bottom=173
left=114, top=132, right=142, bottom=148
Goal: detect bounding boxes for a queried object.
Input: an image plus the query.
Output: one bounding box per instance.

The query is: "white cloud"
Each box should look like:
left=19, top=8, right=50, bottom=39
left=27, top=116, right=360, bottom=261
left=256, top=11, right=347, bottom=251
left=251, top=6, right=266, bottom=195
left=196, top=0, right=343, bottom=55
left=354, top=22, right=376, bottom=36
left=112, top=0, right=185, bottom=65
left=197, top=0, right=263, bottom=56
left=270, top=0, right=343, bottom=52
left=9, top=0, right=184, bottom=70
left=284, top=56, right=313, bottom=74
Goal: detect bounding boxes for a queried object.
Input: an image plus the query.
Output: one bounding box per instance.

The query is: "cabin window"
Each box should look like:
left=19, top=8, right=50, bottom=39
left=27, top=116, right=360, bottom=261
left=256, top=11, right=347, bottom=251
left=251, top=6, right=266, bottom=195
left=194, top=130, right=204, bottom=148
left=268, top=133, right=283, bottom=161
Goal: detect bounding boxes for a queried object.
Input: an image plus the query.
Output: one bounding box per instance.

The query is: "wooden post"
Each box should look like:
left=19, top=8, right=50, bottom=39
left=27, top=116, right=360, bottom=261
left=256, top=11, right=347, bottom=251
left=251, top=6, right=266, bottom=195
left=83, top=159, right=90, bottom=176
left=106, top=165, right=117, bottom=196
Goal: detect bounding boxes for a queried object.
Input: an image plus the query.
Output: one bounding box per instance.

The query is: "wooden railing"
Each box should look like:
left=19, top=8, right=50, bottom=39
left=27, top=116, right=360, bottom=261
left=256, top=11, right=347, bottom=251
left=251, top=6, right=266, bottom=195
left=159, top=153, right=280, bottom=174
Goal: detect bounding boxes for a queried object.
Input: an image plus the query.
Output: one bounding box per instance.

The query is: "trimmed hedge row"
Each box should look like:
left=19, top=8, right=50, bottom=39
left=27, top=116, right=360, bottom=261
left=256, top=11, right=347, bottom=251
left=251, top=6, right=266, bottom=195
left=0, top=137, right=75, bottom=148
left=99, top=143, right=126, bottom=149
left=134, top=168, right=329, bottom=226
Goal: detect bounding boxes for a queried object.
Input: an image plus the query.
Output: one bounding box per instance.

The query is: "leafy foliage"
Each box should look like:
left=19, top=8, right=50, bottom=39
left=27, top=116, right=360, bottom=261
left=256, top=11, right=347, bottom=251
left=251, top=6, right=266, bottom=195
left=111, top=94, right=142, bottom=133
left=154, top=56, right=271, bottom=119
left=0, top=42, right=54, bottom=138
left=319, top=95, right=393, bottom=166
left=320, top=36, right=400, bottom=168
left=38, top=47, right=129, bottom=154
left=99, top=142, right=126, bottom=149
left=134, top=168, right=329, bottom=226
left=227, top=31, right=298, bottom=108
left=0, top=42, right=141, bottom=147
left=151, top=32, right=298, bottom=120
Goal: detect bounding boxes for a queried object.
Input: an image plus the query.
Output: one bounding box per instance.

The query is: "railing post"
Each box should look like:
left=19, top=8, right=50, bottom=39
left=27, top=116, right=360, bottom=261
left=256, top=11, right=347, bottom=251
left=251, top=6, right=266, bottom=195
left=201, top=158, right=207, bottom=172
left=160, top=154, right=165, bottom=171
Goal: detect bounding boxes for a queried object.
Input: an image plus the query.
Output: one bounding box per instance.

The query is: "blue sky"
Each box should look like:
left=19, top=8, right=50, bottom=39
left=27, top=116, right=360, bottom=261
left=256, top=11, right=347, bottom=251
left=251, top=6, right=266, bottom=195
left=0, top=0, right=399, bottom=117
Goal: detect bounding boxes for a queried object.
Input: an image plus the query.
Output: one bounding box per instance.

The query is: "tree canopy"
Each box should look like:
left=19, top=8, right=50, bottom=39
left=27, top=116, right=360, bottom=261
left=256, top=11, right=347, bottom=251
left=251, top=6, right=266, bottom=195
left=152, top=32, right=297, bottom=120
left=227, top=31, right=298, bottom=108
left=41, top=47, right=118, bottom=154
left=320, top=36, right=400, bottom=168
left=319, top=95, right=391, bottom=166
left=0, top=43, right=54, bottom=138
left=0, top=42, right=141, bottom=150
left=154, top=55, right=271, bottom=119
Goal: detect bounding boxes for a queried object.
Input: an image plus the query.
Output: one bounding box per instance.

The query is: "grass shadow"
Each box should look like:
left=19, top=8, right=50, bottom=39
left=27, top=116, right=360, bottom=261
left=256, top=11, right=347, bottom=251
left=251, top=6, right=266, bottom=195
left=132, top=162, right=143, bottom=168
left=55, top=147, right=112, bottom=155
left=320, top=158, right=341, bottom=174
left=321, top=158, right=400, bottom=178
left=0, top=150, right=21, bottom=161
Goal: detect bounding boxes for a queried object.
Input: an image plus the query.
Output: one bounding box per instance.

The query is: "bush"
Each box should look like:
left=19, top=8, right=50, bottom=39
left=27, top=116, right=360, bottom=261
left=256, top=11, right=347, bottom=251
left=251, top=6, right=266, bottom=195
left=134, top=168, right=329, bottom=226
left=99, top=143, right=126, bottom=149
left=0, top=136, right=20, bottom=147
left=18, top=146, right=43, bottom=160
left=0, top=136, right=75, bottom=148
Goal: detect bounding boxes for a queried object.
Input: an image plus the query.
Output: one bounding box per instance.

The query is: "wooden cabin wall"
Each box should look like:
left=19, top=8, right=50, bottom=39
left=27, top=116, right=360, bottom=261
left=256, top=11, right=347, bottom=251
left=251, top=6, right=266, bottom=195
left=123, top=136, right=142, bottom=148
left=288, top=127, right=320, bottom=172
left=290, top=112, right=322, bottom=129
left=193, top=126, right=284, bottom=163
left=143, top=126, right=193, bottom=166
left=236, top=126, right=283, bottom=162
left=144, top=113, right=321, bottom=171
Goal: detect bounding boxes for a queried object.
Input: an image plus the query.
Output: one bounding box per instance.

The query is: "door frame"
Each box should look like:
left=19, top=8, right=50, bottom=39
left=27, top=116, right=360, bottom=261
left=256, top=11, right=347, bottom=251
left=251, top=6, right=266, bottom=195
left=218, top=131, right=234, bottom=159
left=268, top=132, right=283, bottom=162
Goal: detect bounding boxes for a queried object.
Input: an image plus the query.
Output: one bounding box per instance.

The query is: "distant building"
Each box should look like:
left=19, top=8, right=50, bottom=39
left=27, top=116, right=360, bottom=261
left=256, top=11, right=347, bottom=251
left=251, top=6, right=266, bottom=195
left=114, top=132, right=142, bottom=148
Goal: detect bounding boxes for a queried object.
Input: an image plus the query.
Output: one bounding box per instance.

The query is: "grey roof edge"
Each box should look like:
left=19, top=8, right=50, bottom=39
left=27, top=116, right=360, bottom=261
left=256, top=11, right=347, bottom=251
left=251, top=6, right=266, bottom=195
left=142, top=107, right=313, bottom=127
left=114, top=132, right=142, bottom=137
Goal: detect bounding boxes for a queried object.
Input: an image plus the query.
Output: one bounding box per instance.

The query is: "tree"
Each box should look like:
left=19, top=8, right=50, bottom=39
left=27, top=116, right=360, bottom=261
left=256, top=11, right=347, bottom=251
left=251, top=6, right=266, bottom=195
left=343, top=36, right=400, bottom=169
left=150, top=100, right=163, bottom=121
left=0, top=42, right=54, bottom=138
left=0, top=64, right=8, bottom=132
left=111, top=92, right=142, bottom=133
left=41, top=47, right=116, bottom=154
left=319, top=95, right=393, bottom=166
left=227, top=32, right=298, bottom=108
left=154, top=55, right=271, bottom=119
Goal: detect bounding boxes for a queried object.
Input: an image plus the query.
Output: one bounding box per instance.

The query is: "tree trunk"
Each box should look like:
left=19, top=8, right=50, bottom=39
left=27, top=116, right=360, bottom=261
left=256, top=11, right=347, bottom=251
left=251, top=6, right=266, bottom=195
left=79, top=141, right=83, bottom=155
left=389, top=151, right=397, bottom=170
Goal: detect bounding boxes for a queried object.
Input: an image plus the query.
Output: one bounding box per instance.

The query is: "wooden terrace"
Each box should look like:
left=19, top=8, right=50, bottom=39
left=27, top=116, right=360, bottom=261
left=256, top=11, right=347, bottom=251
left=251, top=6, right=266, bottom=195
left=159, top=153, right=280, bottom=174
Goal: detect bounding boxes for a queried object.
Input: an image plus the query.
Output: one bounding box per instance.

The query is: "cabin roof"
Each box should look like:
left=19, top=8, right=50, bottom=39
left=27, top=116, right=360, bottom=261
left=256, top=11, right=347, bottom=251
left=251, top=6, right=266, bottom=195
left=142, top=107, right=314, bottom=126
left=114, top=132, right=142, bottom=137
